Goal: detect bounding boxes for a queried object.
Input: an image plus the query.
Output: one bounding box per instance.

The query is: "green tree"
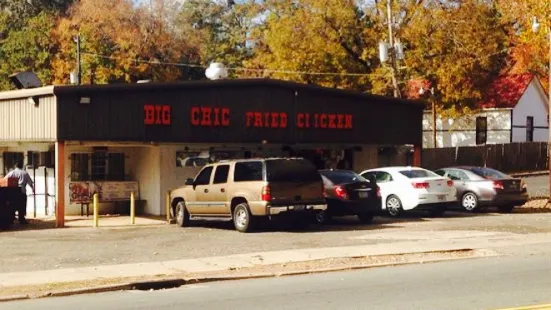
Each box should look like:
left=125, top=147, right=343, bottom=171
left=53, top=0, right=200, bottom=84
left=402, top=0, right=509, bottom=111
left=0, top=11, right=58, bottom=89
left=496, top=0, right=550, bottom=91
left=246, top=0, right=375, bottom=91
left=175, top=0, right=262, bottom=78
left=0, top=0, right=73, bottom=27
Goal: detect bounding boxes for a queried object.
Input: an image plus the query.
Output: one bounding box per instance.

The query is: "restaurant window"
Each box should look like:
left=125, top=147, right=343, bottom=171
left=91, top=151, right=107, bottom=180
left=107, top=153, right=125, bottom=181
left=70, top=152, right=125, bottom=181
left=526, top=116, right=534, bottom=142
left=2, top=152, right=24, bottom=176
left=71, top=153, right=89, bottom=181
left=475, top=117, right=487, bottom=145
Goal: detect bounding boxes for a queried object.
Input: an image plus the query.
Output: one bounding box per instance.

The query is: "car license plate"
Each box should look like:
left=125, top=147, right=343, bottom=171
left=359, top=192, right=368, bottom=198
left=294, top=205, right=306, bottom=211
left=437, top=194, right=445, bottom=201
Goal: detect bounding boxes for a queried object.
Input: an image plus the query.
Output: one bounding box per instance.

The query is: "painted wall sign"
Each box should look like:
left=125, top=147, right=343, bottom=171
left=144, top=105, right=171, bottom=125
left=190, top=106, right=230, bottom=127
left=190, top=107, right=352, bottom=130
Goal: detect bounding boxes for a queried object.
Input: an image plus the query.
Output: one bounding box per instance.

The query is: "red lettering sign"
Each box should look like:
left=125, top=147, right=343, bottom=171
left=296, top=113, right=352, bottom=130
left=190, top=106, right=230, bottom=127
left=144, top=105, right=171, bottom=125
left=246, top=111, right=288, bottom=128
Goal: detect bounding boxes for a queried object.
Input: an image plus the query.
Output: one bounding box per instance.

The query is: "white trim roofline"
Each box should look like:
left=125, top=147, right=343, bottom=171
left=0, top=85, right=55, bottom=100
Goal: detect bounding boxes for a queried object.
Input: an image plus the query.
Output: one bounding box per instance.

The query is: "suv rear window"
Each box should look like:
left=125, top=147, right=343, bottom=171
left=399, top=169, right=437, bottom=179
left=266, top=159, right=320, bottom=182
left=234, top=161, right=263, bottom=182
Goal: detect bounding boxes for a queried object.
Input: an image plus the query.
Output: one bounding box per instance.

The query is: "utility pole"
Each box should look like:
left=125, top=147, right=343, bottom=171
left=76, top=34, right=82, bottom=85
left=386, top=0, right=401, bottom=98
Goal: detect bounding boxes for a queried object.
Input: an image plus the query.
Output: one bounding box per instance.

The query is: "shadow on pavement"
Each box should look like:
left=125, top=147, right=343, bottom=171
left=0, top=218, right=56, bottom=232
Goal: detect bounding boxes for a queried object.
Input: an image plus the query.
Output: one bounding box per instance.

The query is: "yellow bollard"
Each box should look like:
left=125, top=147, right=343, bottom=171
left=93, top=193, right=99, bottom=227
left=130, top=191, right=135, bottom=225
left=166, top=192, right=171, bottom=224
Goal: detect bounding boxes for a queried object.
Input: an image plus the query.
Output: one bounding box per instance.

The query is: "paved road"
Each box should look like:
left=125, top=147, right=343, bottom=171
left=524, top=175, right=549, bottom=197
left=5, top=252, right=551, bottom=310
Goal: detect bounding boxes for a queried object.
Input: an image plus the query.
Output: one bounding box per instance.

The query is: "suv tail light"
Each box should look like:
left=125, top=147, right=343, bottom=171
left=261, top=185, right=271, bottom=201
left=322, top=182, right=326, bottom=198
left=493, top=181, right=504, bottom=190
left=447, top=180, right=454, bottom=187
left=334, top=185, right=348, bottom=200
left=376, top=186, right=381, bottom=198
left=412, top=182, right=430, bottom=189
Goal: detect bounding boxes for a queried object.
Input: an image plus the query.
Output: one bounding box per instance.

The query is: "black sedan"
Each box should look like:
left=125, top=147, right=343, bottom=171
left=434, top=166, right=528, bottom=213
left=316, top=169, right=382, bottom=224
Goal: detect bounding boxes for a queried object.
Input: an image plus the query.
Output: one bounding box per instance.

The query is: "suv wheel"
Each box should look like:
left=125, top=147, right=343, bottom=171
left=233, top=203, right=254, bottom=233
left=176, top=201, right=190, bottom=227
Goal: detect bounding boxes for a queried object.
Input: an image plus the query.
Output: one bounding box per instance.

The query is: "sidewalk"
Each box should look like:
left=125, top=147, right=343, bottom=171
left=2, top=231, right=551, bottom=290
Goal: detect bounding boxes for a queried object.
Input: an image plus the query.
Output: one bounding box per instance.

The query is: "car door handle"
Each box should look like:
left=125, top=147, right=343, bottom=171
left=221, top=188, right=225, bottom=193
left=204, top=189, right=209, bottom=193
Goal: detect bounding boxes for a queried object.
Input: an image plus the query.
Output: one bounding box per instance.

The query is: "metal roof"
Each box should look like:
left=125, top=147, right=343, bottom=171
left=0, top=78, right=423, bottom=108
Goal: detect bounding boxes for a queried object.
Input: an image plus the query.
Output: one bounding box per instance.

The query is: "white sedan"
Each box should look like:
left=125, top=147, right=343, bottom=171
left=359, top=167, right=457, bottom=217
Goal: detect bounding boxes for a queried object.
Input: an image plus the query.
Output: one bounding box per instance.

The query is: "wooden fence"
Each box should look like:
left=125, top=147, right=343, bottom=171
left=422, top=142, right=548, bottom=173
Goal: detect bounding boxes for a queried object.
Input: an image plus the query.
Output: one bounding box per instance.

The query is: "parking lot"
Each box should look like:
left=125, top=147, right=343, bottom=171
left=1, top=199, right=550, bottom=274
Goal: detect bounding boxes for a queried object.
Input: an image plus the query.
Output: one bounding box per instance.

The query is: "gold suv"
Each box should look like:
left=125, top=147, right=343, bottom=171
left=170, top=158, right=327, bottom=232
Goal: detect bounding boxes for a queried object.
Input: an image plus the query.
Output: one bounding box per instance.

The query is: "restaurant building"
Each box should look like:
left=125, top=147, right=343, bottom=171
left=0, top=78, right=424, bottom=227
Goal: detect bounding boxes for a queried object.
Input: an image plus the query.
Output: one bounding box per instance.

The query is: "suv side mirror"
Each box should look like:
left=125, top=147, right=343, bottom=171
left=185, top=178, right=194, bottom=186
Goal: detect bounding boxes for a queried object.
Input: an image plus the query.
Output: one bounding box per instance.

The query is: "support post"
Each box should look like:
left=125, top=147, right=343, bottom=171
left=55, top=141, right=65, bottom=228
left=76, top=34, right=82, bottom=85
left=432, top=100, right=437, bottom=148
left=548, top=29, right=551, bottom=203
left=413, top=145, right=422, bottom=167
left=166, top=192, right=171, bottom=223
left=93, top=193, right=99, bottom=227
left=386, top=0, right=401, bottom=98
left=130, top=191, right=135, bottom=225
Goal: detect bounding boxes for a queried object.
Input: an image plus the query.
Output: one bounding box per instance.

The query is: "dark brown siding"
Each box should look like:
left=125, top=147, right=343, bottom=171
left=55, top=80, right=423, bottom=146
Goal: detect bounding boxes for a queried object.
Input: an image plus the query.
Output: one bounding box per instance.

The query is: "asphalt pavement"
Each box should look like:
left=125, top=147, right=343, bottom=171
left=5, top=251, right=551, bottom=310
left=523, top=175, right=549, bottom=197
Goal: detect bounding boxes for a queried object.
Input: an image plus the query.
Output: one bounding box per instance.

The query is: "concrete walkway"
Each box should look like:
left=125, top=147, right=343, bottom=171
left=2, top=231, right=551, bottom=289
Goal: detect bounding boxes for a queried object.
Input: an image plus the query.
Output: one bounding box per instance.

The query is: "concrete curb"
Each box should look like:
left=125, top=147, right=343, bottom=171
left=0, top=295, right=30, bottom=302
left=0, top=248, right=489, bottom=302
left=511, top=171, right=548, bottom=178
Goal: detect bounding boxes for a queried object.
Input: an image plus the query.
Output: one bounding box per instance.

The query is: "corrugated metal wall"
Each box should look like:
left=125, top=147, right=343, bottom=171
left=0, top=96, right=57, bottom=141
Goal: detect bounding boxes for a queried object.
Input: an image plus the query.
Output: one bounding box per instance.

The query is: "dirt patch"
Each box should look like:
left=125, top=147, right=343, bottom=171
left=517, top=199, right=551, bottom=213
left=0, top=249, right=492, bottom=299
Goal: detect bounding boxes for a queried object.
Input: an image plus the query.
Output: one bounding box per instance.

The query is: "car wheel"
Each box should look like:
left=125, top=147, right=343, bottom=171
left=386, top=195, right=403, bottom=217
left=498, top=205, right=515, bottom=213
left=175, top=201, right=190, bottom=227
left=461, top=192, right=479, bottom=212
left=315, top=210, right=332, bottom=225
left=233, top=203, right=254, bottom=233
left=357, top=213, right=374, bottom=224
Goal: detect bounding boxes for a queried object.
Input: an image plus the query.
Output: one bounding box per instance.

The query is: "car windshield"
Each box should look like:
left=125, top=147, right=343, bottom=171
left=320, top=170, right=367, bottom=184
left=468, top=167, right=511, bottom=180
left=399, top=169, right=438, bottom=179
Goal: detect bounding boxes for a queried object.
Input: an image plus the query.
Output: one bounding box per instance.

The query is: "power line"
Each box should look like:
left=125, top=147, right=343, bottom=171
left=81, top=52, right=375, bottom=77
left=81, top=48, right=510, bottom=79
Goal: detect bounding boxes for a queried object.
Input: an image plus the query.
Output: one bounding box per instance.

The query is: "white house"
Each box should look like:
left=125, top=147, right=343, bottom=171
left=422, top=74, right=549, bottom=148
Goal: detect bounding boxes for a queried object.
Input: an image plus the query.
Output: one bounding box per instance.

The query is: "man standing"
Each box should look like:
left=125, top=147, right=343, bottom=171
left=4, top=162, right=34, bottom=224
